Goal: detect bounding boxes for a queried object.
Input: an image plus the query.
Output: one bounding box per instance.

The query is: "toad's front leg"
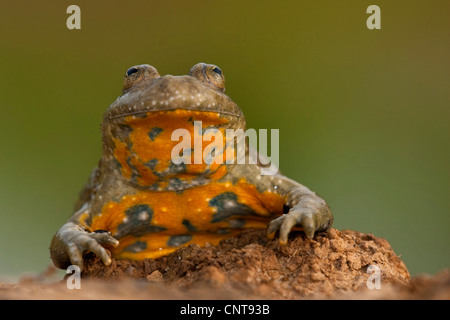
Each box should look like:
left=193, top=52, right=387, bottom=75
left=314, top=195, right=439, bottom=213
left=229, top=160, right=333, bottom=243
left=267, top=178, right=333, bottom=243
left=50, top=208, right=119, bottom=271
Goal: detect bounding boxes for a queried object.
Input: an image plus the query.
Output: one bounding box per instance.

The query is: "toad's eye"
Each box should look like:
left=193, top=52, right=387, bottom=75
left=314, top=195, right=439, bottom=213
left=189, top=63, right=226, bottom=92
left=126, top=67, right=139, bottom=76
left=212, top=67, right=222, bottom=76
left=122, top=64, right=160, bottom=93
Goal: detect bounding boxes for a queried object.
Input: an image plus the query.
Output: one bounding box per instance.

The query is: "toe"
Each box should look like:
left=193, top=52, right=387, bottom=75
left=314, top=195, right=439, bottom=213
left=87, top=239, right=112, bottom=266
left=301, top=214, right=316, bottom=239
left=279, top=214, right=297, bottom=245
left=68, top=243, right=84, bottom=272
left=92, top=232, right=119, bottom=248
left=267, top=215, right=285, bottom=239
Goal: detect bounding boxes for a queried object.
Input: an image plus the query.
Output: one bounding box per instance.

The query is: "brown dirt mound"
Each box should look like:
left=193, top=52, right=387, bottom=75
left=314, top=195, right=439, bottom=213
left=82, top=228, right=410, bottom=298
left=2, top=228, right=448, bottom=300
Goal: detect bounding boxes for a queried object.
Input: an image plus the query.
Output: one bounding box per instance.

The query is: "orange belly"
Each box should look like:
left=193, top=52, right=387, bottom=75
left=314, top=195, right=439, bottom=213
left=90, top=179, right=284, bottom=260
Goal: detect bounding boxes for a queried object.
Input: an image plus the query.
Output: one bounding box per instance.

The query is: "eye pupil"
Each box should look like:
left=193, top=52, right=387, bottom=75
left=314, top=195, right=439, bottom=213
left=126, top=67, right=139, bottom=76
left=212, top=67, right=222, bottom=76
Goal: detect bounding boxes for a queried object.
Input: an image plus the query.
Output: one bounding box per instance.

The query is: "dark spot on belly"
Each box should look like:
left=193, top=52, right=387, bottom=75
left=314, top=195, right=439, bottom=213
left=126, top=156, right=141, bottom=182
left=169, top=162, right=186, bottom=174
left=123, top=241, right=147, bottom=253
left=216, top=229, right=230, bottom=235
left=182, top=219, right=197, bottom=232
left=148, top=127, right=163, bottom=141
left=153, top=162, right=187, bottom=179
left=115, top=204, right=166, bottom=239
left=209, top=192, right=255, bottom=223
left=167, top=234, right=192, bottom=247
left=126, top=204, right=152, bottom=218
left=113, top=158, right=122, bottom=170
left=167, top=178, right=184, bottom=191
left=182, top=148, right=193, bottom=157
left=228, top=219, right=246, bottom=228
left=145, top=158, right=158, bottom=170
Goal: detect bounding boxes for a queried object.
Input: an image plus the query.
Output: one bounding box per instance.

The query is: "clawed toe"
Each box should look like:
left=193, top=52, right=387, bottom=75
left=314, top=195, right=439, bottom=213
left=267, top=204, right=331, bottom=244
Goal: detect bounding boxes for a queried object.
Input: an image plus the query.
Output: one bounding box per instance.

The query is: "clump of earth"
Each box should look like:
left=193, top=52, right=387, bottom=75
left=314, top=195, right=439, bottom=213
left=81, top=228, right=411, bottom=298
left=1, top=229, right=449, bottom=299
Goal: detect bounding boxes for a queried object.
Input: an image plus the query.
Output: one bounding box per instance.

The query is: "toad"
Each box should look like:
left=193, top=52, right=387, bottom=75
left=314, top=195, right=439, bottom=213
left=50, top=63, right=333, bottom=271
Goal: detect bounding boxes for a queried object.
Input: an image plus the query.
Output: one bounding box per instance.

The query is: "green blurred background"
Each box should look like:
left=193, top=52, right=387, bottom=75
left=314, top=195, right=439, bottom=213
left=0, top=0, right=448, bottom=280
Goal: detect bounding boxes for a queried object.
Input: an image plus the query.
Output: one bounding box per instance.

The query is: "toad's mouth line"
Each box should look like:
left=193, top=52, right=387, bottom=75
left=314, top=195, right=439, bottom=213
left=108, top=107, right=241, bottom=120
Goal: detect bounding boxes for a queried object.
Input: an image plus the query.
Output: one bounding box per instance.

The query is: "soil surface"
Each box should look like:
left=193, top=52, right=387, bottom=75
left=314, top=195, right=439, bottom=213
left=1, top=228, right=449, bottom=299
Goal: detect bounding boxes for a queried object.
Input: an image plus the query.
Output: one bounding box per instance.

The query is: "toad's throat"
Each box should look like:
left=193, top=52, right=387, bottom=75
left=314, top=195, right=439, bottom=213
left=111, top=109, right=235, bottom=188
left=108, top=107, right=241, bottom=120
